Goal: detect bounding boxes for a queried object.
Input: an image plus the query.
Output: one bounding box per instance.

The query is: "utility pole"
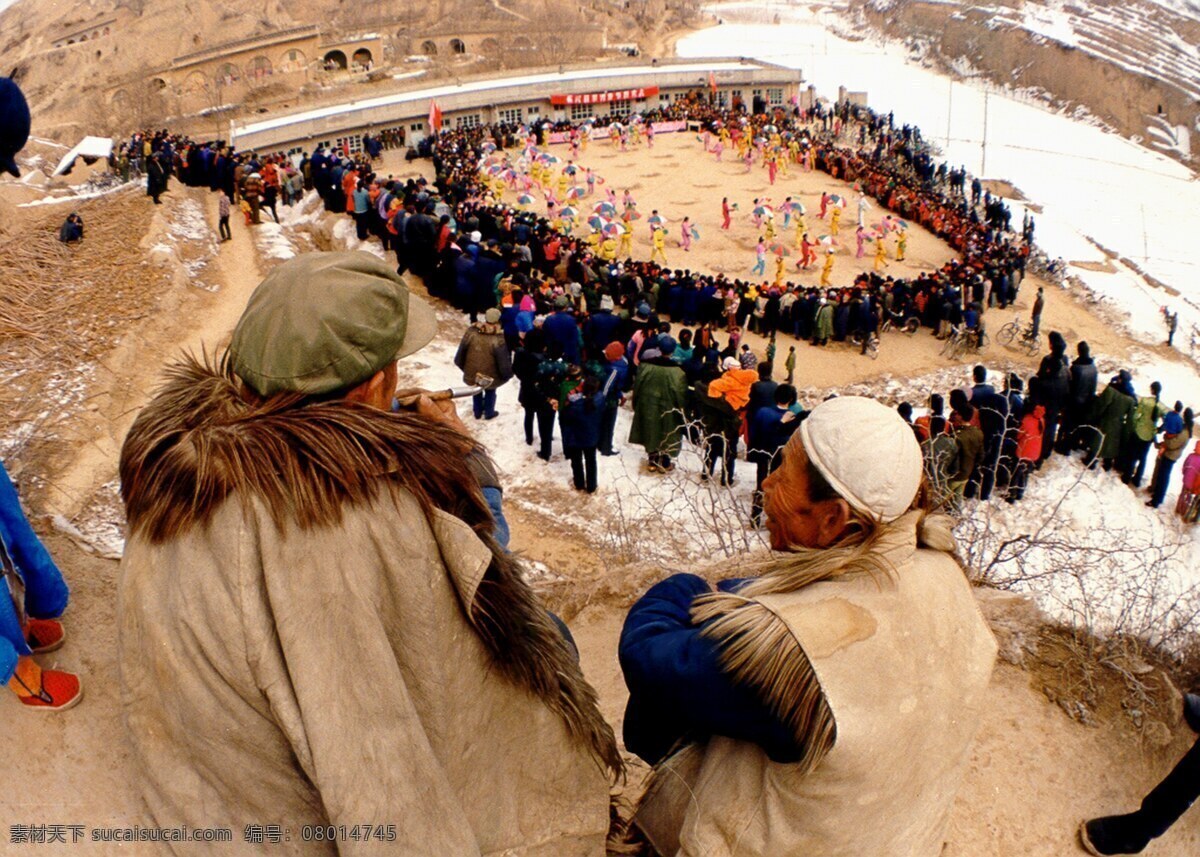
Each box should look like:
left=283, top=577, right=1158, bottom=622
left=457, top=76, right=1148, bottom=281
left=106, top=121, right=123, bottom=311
left=1140, top=203, right=1149, bottom=262
left=945, top=79, right=952, bottom=148
left=980, top=87, right=989, bottom=177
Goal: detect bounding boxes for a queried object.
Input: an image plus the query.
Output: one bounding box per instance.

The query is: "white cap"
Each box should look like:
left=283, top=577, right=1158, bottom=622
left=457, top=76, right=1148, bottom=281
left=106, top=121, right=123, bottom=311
left=722, top=356, right=740, bottom=371
left=799, top=396, right=922, bottom=523
left=469, top=230, right=482, bottom=243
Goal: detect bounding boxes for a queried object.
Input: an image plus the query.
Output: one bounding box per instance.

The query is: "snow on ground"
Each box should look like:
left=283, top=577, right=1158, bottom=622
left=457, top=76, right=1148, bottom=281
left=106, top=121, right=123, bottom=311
left=15, top=179, right=141, bottom=207
left=254, top=220, right=300, bottom=261
left=959, top=453, right=1200, bottom=648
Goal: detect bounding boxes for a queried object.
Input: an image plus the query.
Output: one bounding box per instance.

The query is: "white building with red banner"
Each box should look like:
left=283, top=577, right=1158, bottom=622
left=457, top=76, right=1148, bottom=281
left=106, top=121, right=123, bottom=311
left=230, top=57, right=811, bottom=155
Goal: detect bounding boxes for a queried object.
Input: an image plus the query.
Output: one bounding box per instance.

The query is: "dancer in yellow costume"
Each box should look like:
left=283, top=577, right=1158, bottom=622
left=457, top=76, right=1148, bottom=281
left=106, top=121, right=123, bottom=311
left=820, top=248, right=835, bottom=286
left=874, top=236, right=889, bottom=271
left=830, top=206, right=842, bottom=238
left=650, top=227, right=668, bottom=264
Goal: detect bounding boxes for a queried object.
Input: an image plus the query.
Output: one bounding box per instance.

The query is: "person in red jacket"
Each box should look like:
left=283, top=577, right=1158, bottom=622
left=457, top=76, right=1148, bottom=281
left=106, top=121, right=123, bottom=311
left=1007, top=398, right=1045, bottom=503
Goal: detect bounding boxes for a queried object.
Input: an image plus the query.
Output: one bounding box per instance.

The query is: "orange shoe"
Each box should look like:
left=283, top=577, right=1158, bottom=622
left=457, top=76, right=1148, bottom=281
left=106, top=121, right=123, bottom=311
left=24, top=619, right=65, bottom=654
left=11, top=668, right=82, bottom=712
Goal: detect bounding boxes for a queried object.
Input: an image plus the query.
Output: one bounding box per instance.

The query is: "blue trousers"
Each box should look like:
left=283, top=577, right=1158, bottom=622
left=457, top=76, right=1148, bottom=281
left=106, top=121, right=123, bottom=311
left=0, top=463, right=68, bottom=683
left=472, top=389, right=498, bottom=419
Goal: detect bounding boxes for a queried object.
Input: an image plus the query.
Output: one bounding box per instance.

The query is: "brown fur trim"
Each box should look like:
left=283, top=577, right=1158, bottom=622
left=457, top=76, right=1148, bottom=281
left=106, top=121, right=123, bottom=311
left=469, top=545, right=623, bottom=781
left=691, top=593, right=836, bottom=776
left=119, top=354, right=489, bottom=542
left=120, top=354, right=622, bottom=780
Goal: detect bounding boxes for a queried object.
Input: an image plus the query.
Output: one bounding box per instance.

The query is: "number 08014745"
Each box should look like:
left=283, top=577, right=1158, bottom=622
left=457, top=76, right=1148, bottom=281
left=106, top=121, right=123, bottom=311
left=300, top=825, right=397, bottom=842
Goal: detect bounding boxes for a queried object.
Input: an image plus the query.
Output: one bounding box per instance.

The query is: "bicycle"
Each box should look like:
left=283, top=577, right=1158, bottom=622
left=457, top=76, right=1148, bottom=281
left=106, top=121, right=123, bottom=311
left=880, top=309, right=920, bottom=335
left=850, top=330, right=880, bottom=360
left=942, top=325, right=987, bottom=359
left=996, top=313, right=1040, bottom=356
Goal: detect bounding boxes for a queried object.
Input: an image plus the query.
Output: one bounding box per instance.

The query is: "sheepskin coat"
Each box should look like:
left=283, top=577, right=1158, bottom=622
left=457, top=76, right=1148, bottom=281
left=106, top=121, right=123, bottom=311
left=117, top=357, right=618, bottom=855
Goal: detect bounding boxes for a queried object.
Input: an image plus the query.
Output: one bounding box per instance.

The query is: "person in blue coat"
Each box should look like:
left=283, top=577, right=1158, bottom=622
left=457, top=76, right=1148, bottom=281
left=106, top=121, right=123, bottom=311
left=585, top=295, right=624, bottom=357
left=560, top=378, right=606, bottom=493
left=747, top=384, right=801, bottom=525
left=599, top=342, right=630, bottom=456
left=0, top=462, right=79, bottom=711
left=620, top=573, right=805, bottom=766
left=453, top=244, right=477, bottom=313
left=543, top=296, right=582, bottom=364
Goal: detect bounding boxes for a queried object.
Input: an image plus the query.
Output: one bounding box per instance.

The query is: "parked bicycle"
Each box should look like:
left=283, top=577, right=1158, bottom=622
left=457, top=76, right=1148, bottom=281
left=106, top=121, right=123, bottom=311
left=850, top=330, right=880, bottom=360
left=880, top=308, right=920, bottom=335
left=996, top=313, right=1040, bottom=356
left=941, top=324, right=988, bottom=359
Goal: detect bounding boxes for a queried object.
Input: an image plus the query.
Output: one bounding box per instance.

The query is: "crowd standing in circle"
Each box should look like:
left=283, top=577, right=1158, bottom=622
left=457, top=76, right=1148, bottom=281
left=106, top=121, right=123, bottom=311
left=113, top=98, right=1198, bottom=522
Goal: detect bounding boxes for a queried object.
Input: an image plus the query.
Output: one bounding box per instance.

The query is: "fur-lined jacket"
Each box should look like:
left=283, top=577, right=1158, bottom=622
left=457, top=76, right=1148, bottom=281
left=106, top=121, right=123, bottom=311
left=117, top=357, right=619, bottom=855
left=622, top=512, right=996, bottom=856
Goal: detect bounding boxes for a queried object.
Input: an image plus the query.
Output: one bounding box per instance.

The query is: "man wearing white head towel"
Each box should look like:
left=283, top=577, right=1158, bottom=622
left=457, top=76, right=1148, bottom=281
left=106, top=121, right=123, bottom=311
left=620, top=395, right=997, bottom=856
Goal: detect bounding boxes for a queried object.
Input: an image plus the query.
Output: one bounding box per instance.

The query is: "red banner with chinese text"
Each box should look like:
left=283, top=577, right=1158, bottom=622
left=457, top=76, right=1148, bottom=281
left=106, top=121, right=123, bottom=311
left=550, top=86, right=660, bottom=106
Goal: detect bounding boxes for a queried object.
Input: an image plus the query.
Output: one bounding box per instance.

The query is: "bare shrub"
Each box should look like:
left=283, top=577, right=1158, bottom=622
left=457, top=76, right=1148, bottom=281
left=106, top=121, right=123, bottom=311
left=598, top=411, right=770, bottom=569
left=956, top=455, right=1200, bottom=653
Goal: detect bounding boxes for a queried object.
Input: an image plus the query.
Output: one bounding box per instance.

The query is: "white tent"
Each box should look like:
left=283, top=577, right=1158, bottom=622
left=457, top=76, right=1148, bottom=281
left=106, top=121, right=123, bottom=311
left=52, top=136, right=114, bottom=177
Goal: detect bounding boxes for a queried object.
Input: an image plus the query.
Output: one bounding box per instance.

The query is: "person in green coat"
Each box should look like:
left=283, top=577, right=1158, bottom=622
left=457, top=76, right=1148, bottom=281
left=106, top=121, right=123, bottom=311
left=629, top=337, right=688, bottom=472
left=812, top=296, right=833, bottom=347
left=1084, top=372, right=1136, bottom=470
left=1122, top=380, right=1167, bottom=487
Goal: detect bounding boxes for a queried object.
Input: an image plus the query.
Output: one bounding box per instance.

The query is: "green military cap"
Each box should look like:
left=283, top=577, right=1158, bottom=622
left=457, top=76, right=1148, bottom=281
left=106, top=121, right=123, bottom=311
left=229, top=251, right=438, bottom=397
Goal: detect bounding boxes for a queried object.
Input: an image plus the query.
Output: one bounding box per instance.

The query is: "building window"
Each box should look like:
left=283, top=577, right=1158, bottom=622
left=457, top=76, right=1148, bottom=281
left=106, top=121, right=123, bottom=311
left=659, top=93, right=670, bottom=103
left=527, top=106, right=539, bottom=115
left=768, top=88, right=783, bottom=106
left=673, top=92, right=685, bottom=102
left=499, top=107, right=523, bottom=124
left=410, top=123, right=424, bottom=131
left=455, top=113, right=481, bottom=129
left=609, top=100, right=630, bottom=117
left=716, top=91, right=729, bottom=107
left=334, top=135, right=363, bottom=154
left=570, top=103, right=594, bottom=120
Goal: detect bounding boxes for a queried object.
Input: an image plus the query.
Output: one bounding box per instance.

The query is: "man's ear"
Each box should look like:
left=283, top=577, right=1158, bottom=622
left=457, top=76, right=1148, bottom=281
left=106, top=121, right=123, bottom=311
left=814, top=498, right=851, bottom=548
left=345, top=369, right=388, bottom=408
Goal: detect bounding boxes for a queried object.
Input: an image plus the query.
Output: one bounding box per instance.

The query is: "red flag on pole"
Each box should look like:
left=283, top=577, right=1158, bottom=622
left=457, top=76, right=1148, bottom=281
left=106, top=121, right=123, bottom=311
left=428, top=100, right=443, bottom=133
left=708, top=70, right=717, bottom=93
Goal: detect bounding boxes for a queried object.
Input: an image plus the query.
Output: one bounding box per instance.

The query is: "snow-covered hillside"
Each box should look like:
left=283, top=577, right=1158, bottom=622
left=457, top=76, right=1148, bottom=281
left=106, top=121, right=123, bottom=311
left=853, top=0, right=1200, bottom=164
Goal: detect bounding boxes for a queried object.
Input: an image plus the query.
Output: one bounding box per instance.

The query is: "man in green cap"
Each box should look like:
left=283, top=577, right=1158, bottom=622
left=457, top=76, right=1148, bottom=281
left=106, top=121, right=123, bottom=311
left=117, top=251, right=619, bottom=855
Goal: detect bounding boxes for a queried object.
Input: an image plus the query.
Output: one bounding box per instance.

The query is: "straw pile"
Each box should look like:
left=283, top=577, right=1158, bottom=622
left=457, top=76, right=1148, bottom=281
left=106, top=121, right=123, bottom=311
left=0, top=187, right=166, bottom=463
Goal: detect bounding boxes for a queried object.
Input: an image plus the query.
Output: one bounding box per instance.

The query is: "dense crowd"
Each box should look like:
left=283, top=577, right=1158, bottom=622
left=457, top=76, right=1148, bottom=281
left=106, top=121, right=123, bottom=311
left=126, top=97, right=1200, bottom=523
